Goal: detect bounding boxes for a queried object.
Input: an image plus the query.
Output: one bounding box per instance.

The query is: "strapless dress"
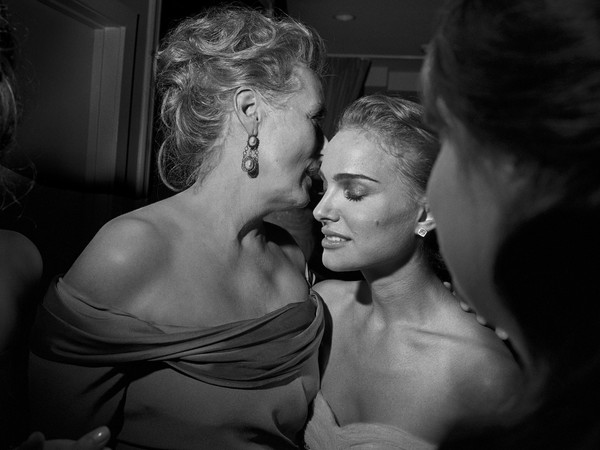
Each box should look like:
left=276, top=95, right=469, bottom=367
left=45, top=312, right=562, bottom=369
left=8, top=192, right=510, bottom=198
left=304, top=391, right=437, bottom=450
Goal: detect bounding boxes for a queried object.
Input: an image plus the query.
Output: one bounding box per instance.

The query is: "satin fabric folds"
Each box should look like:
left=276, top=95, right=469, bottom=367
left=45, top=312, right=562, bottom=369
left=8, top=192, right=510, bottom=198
left=28, top=277, right=325, bottom=450
left=304, top=391, right=437, bottom=450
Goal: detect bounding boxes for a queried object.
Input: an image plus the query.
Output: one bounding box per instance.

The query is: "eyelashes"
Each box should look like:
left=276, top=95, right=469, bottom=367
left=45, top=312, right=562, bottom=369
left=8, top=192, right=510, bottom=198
left=344, top=189, right=365, bottom=202
left=309, top=109, right=326, bottom=127
left=316, top=181, right=366, bottom=202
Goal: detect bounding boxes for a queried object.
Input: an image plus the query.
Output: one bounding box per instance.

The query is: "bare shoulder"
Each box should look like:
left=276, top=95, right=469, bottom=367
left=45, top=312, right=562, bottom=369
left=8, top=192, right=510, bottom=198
left=446, top=322, right=524, bottom=423
left=0, top=230, right=43, bottom=282
left=396, top=322, right=523, bottom=443
left=432, top=296, right=523, bottom=406
left=0, top=230, right=43, bottom=347
left=64, top=210, right=169, bottom=307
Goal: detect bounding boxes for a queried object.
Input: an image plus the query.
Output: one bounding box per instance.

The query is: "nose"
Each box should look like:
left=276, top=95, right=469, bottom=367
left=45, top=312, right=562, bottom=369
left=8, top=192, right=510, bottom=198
left=316, top=125, right=328, bottom=153
left=309, top=135, right=328, bottom=180
left=314, top=135, right=328, bottom=166
left=313, top=188, right=337, bottom=223
left=320, top=136, right=329, bottom=158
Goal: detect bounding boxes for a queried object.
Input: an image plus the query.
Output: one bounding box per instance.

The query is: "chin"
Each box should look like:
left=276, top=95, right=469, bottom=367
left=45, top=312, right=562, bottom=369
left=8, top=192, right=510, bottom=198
left=298, top=196, right=310, bottom=209
left=292, top=189, right=311, bottom=209
left=273, top=190, right=309, bottom=210
left=322, top=254, right=360, bottom=273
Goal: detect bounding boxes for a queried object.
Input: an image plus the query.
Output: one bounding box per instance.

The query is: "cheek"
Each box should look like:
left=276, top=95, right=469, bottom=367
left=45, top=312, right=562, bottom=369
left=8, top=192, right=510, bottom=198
left=427, top=151, right=473, bottom=275
left=427, top=150, right=464, bottom=243
left=364, top=209, right=415, bottom=251
left=371, top=214, right=399, bottom=231
left=275, top=120, right=312, bottom=164
left=295, top=129, right=319, bottom=169
left=303, top=123, right=325, bottom=158
left=427, top=154, right=500, bottom=311
left=360, top=205, right=394, bottom=228
left=427, top=152, right=451, bottom=223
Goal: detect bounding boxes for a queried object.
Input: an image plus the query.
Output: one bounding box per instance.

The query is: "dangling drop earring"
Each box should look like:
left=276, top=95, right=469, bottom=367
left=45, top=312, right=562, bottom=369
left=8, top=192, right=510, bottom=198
left=241, top=133, right=259, bottom=178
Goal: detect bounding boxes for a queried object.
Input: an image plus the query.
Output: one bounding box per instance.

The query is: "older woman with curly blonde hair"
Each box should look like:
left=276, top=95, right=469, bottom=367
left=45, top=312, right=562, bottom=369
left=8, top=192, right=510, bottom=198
left=28, top=6, right=327, bottom=449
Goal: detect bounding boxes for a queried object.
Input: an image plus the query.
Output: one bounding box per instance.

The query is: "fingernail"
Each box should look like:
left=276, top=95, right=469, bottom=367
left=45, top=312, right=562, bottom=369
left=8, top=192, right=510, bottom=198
left=92, top=426, right=110, bottom=442
left=495, top=327, right=509, bottom=341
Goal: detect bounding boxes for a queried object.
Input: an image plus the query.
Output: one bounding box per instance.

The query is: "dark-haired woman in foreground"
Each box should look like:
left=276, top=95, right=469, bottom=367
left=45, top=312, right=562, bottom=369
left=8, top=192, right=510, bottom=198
left=304, top=95, right=522, bottom=449
left=422, top=0, right=600, bottom=448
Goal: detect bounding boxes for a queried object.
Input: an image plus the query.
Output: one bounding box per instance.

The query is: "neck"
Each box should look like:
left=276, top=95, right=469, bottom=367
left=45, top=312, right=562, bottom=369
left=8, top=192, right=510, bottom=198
left=360, top=254, right=447, bottom=325
left=172, top=172, right=270, bottom=247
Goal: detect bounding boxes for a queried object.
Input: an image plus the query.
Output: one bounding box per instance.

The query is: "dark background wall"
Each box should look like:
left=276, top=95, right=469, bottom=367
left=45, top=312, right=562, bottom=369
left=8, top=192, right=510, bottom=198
left=2, top=0, right=274, bottom=291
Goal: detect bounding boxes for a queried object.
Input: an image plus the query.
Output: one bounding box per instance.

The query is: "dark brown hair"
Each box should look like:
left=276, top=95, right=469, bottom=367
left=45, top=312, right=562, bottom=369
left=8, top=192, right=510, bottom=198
left=425, top=1, right=600, bottom=448
left=339, top=95, right=448, bottom=280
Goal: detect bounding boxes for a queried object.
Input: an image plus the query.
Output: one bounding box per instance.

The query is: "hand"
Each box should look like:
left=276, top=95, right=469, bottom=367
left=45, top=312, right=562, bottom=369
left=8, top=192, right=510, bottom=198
left=17, top=426, right=111, bottom=450
left=444, top=280, right=497, bottom=331
left=443, top=280, right=473, bottom=313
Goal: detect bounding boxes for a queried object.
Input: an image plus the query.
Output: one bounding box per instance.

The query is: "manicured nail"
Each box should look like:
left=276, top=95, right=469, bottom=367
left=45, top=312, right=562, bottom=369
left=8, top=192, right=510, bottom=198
left=91, top=426, right=110, bottom=442
left=495, top=327, right=509, bottom=340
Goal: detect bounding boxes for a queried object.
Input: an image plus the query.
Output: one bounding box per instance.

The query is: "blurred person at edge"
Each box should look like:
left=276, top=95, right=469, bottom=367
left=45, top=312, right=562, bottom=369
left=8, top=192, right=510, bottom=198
left=422, top=0, right=600, bottom=449
left=0, top=2, right=110, bottom=449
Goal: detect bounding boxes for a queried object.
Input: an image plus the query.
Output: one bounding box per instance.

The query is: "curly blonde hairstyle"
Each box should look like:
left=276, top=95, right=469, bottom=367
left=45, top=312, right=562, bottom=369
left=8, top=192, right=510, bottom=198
left=155, top=5, right=327, bottom=191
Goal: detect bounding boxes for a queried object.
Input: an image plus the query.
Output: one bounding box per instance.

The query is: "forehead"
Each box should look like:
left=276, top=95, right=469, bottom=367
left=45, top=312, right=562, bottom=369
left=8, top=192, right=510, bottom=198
left=322, top=128, right=398, bottom=178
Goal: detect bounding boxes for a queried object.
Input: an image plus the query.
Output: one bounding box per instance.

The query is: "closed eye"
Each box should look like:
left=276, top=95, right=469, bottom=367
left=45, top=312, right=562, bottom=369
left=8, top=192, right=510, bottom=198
left=309, top=107, right=327, bottom=126
left=343, top=186, right=366, bottom=201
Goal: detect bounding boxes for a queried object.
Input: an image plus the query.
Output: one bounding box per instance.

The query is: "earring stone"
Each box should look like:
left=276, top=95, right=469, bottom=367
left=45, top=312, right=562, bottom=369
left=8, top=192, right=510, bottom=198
left=247, top=135, right=258, bottom=148
left=417, top=228, right=428, bottom=237
left=241, top=134, right=259, bottom=178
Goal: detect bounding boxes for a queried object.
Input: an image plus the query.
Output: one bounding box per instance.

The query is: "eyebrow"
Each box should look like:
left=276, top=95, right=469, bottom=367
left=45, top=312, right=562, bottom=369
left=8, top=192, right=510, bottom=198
left=324, top=172, right=380, bottom=183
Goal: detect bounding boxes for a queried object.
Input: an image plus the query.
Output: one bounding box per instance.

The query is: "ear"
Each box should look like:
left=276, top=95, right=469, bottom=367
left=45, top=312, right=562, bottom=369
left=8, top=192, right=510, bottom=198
left=234, top=87, right=260, bottom=135
left=415, top=203, right=436, bottom=237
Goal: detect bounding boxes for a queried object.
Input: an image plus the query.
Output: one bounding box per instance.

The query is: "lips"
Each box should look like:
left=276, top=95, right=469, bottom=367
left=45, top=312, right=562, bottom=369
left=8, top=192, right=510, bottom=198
left=321, top=228, right=350, bottom=249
